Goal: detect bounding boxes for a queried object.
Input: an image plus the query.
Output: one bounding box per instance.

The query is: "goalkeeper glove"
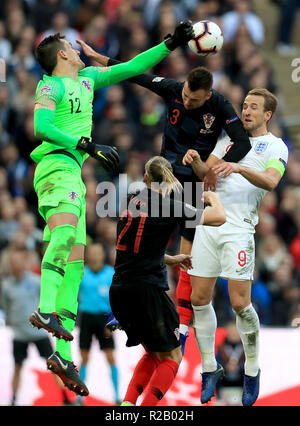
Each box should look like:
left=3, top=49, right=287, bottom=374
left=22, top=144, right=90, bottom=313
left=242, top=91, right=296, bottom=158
left=164, top=20, right=195, bottom=51
left=77, top=137, right=119, bottom=172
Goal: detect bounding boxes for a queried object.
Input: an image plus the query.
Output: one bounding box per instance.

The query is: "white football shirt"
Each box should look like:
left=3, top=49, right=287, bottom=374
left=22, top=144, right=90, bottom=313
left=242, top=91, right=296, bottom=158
left=209, top=132, right=288, bottom=232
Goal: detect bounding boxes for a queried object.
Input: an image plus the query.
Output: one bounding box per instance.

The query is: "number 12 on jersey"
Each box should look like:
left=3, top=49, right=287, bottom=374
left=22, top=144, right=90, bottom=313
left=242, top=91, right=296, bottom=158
left=116, top=210, right=147, bottom=254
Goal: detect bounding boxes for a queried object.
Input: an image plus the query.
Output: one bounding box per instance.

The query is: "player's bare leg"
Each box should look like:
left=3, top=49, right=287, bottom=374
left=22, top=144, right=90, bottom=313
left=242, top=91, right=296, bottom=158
left=228, top=279, right=260, bottom=406
left=103, top=348, right=120, bottom=404
left=11, top=363, right=22, bottom=405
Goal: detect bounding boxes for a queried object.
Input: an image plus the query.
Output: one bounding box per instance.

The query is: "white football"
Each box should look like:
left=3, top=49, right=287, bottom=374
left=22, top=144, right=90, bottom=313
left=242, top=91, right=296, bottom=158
left=188, top=20, right=223, bottom=56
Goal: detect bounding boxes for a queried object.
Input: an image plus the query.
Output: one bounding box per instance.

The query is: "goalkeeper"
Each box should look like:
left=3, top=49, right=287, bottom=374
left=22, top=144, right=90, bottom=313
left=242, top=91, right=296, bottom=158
left=29, top=22, right=195, bottom=397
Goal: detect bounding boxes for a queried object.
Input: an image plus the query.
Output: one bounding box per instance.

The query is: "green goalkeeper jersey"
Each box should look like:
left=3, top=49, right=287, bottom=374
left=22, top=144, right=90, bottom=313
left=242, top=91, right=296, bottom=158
left=31, top=41, right=171, bottom=167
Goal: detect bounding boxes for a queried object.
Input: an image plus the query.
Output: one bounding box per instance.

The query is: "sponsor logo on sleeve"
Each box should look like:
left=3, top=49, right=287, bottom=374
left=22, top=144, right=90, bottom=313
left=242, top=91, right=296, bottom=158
left=152, top=77, right=165, bottom=82
left=225, top=115, right=239, bottom=125
left=39, top=86, right=52, bottom=95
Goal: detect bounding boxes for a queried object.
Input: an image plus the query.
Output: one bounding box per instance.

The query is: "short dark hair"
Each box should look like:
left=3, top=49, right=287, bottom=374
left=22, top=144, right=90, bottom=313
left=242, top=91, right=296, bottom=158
left=36, top=33, right=66, bottom=75
left=186, top=66, right=213, bottom=92
left=247, top=88, right=278, bottom=117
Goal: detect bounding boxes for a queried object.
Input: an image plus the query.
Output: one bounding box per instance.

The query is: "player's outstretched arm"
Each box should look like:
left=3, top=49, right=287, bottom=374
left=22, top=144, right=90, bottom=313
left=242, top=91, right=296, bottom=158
left=182, top=149, right=209, bottom=180
left=212, top=162, right=283, bottom=191
left=164, top=254, right=193, bottom=271
left=81, top=21, right=194, bottom=90
left=200, top=191, right=226, bottom=226
left=77, top=39, right=179, bottom=97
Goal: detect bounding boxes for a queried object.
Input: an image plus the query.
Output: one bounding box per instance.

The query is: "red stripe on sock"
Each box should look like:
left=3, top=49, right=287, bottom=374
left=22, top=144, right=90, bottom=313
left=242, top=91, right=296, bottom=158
left=176, top=270, right=193, bottom=326
left=141, top=359, right=179, bottom=406
left=123, top=353, right=160, bottom=404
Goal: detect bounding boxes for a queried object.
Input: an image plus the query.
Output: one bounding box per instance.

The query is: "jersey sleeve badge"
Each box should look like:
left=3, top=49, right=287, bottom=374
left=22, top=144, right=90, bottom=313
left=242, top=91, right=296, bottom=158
left=152, top=77, right=165, bottom=82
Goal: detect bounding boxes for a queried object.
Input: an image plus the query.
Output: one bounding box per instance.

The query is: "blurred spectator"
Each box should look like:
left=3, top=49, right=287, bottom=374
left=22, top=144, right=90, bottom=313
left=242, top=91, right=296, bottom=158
left=256, top=233, right=288, bottom=283
left=37, top=11, right=81, bottom=48
left=95, top=217, right=118, bottom=264
left=0, top=20, right=12, bottom=61
left=0, top=85, right=16, bottom=144
left=18, top=211, right=43, bottom=251
left=216, top=321, right=244, bottom=406
left=13, top=196, right=28, bottom=219
left=0, top=142, right=28, bottom=196
left=1, top=249, right=73, bottom=406
left=113, top=130, right=135, bottom=172
left=31, top=0, right=71, bottom=34
left=276, top=186, right=299, bottom=245
left=289, top=207, right=300, bottom=271
left=0, top=202, right=19, bottom=247
left=6, top=7, right=26, bottom=45
left=205, top=53, right=227, bottom=90
left=251, top=268, right=272, bottom=325
left=78, top=243, right=120, bottom=405
left=75, top=0, right=103, bottom=31
left=276, top=0, right=300, bottom=56
left=80, top=15, right=119, bottom=62
left=0, top=230, right=41, bottom=278
left=268, top=262, right=300, bottom=325
left=136, top=96, right=164, bottom=152
left=222, top=0, right=264, bottom=46
left=9, top=41, right=40, bottom=77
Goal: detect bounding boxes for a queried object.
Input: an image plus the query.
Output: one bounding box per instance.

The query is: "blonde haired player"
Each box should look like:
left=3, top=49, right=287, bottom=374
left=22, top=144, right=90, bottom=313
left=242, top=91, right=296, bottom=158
left=183, top=88, right=288, bottom=406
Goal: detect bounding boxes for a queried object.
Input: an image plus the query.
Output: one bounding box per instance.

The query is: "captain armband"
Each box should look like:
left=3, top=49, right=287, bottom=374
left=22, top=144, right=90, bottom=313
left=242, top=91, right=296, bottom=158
left=266, top=158, right=287, bottom=177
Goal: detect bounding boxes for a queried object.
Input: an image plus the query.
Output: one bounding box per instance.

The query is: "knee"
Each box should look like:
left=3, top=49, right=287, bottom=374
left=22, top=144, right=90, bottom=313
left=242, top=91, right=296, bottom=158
left=231, top=297, right=249, bottom=314
left=168, top=347, right=182, bottom=365
left=157, top=346, right=182, bottom=365
left=190, top=291, right=211, bottom=307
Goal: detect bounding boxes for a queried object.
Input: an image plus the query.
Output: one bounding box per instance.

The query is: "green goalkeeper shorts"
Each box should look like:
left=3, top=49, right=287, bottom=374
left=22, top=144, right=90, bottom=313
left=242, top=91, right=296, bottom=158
left=34, top=154, right=87, bottom=245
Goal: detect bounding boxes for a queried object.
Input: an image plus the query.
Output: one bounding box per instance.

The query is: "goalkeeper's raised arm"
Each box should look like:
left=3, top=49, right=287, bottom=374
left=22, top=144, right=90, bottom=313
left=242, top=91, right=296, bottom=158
left=32, top=22, right=194, bottom=165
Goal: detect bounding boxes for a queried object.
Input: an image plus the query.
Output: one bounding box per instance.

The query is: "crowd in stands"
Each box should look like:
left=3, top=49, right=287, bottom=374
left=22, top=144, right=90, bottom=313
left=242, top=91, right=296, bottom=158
left=0, top=0, right=300, bottom=328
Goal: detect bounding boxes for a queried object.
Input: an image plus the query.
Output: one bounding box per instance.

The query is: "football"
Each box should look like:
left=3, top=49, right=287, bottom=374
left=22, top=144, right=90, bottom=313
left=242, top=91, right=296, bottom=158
left=188, top=20, right=223, bottom=56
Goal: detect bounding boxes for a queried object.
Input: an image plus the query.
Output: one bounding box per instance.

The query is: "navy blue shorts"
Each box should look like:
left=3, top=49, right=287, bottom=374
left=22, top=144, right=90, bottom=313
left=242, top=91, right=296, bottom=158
left=13, top=337, right=53, bottom=364
left=79, top=312, right=115, bottom=351
left=110, top=280, right=180, bottom=352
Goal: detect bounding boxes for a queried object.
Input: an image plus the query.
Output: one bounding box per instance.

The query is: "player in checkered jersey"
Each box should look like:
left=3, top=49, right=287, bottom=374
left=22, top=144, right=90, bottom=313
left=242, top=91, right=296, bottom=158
left=182, top=88, right=289, bottom=406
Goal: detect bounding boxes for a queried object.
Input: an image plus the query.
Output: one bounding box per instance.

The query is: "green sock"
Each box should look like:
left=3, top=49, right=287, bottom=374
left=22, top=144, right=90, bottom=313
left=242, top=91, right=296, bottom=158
left=39, top=224, right=76, bottom=313
left=55, top=259, right=84, bottom=361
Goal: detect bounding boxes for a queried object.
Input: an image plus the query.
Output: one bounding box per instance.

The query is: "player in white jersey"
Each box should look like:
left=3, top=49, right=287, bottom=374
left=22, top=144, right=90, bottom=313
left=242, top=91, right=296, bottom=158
left=182, top=88, right=288, bottom=406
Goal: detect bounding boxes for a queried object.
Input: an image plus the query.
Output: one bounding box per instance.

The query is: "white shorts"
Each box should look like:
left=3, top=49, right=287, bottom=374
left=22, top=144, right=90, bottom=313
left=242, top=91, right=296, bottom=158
left=188, top=222, right=255, bottom=281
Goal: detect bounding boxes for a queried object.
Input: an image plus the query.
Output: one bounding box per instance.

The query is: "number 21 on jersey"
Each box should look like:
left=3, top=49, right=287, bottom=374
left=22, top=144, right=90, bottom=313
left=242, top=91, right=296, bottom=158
left=116, top=210, right=147, bottom=254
